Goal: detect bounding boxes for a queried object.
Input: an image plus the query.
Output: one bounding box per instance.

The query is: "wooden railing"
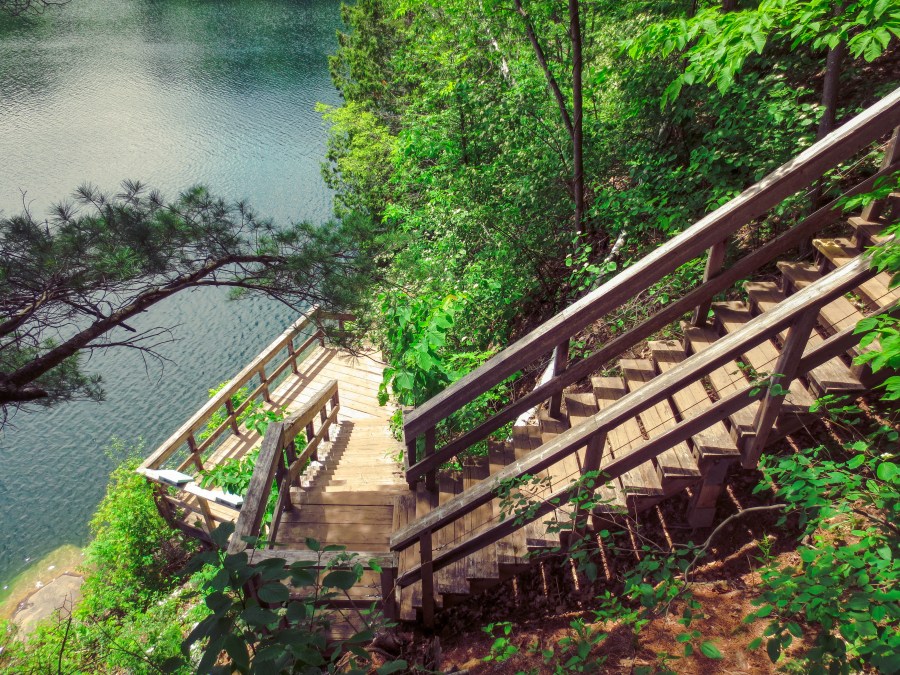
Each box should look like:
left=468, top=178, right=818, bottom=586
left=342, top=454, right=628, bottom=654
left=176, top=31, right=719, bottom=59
left=226, top=379, right=340, bottom=552
left=392, top=256, right=898, bottom=625
left=402, top=86, right=900, bottom=488
left=224, top=383, right=401, bottom=619
left=139, top=305, right=347, bottom=475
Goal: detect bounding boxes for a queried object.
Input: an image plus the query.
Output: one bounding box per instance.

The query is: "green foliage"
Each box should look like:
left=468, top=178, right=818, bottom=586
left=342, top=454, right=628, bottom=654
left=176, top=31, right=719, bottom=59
left=182, top=524, right=406, bottom=674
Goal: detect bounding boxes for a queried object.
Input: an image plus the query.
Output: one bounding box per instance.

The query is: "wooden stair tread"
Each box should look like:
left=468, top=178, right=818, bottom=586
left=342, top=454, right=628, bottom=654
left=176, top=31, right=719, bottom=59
left=849, top=216, right=889, bottom=247
left=745, top=281, right=863, bottom=395
left=463, top=454, right=500, bottom=583
left=591, top=377, right=664, bottom=499
left=619, top=359, right=701, bottom=482
left=565, top=392, right=626, bottom=513
left=488, top=441, right=529, bottom=568
left=539, top=411, right=581, bottom=492
left=512, top=425, right=561, bottom=549
left=812, top=237, right=900, bottom=308
left=647, top=340, right=740, bottom=459
left=436, top=473, right=470, bottom=597
left=712, top=302, right=815, bottom=412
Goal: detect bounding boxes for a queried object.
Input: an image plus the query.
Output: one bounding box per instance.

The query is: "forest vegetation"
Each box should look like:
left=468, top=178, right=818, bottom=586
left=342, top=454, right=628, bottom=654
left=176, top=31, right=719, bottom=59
left=1, top=0, right=899, bottom=672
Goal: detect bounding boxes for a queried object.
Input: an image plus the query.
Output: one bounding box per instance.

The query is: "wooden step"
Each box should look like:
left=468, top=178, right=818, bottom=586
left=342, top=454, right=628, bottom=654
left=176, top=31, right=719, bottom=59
left=511, top=425, right=561, bottom=549
left=681, top=324, right=758, bottom=445
left=647, top=341, right=741, bottom=460
left=463, top=454, right=500, bottom=587
left=777, top=261, right=878, bottom=377
left=849, top=216, right=888, bottom=247
left=565, top=393, right=627, bottom=514
left=712, top=302, right=816, bottom=417
left=812, top=237, right=900, bottom=309
left=438, top=473, right=470, bottom=599
left=619, top=359, right=701, bottom=492
left=488, top=441, right=529, bottom=570
left=744, top=281, right=864, bottom=397
left=591, top=376, right=664, bottom=511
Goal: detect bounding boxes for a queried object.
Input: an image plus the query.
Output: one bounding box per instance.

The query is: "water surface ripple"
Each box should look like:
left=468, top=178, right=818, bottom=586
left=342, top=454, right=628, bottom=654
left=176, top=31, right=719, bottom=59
left=0, top=0, right=342, bottom=584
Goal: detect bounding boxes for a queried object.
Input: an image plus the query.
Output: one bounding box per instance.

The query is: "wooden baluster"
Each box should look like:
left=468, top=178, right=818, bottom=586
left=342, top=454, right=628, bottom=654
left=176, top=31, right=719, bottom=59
left=187, top=434, right=204, bottom=471
left=258, top=366, right=272, bottom=403
left=581, top=430, right=606, bottom=476
left=691, top=240, right=727, bottom=326
left=744, top=308, right=819, bottom=468
left=287, top=337, right=299, bottom=374
left=224, top=398, right=240, bottom=434
left=381, top=563, right=399, bottom=621
left=306, top=421, right=317, bottom=461
left=320, top=407, right=330, bottom=442
left=548, top=339, right=570, bottom=419
left=424, top=427, right=437, bottom=492
left=861, top=126, right=900, bottom=222
left=198, top=496, right=216, bottom=536
left=405, top=439, right=417, bottom=486
left=318, top=328, right=326, bottom=347
left=419, top=530, right=435, bottom=628
left=277, top=446, right=292, bottom=512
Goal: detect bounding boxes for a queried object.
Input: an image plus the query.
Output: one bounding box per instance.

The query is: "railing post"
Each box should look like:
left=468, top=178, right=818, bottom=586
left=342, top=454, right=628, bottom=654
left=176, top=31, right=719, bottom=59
left=381, top=562, right=399, bottom=621
left=743, top=307, right=820, bottom=468
left=287, top=337, right=299, bottom=374
left=306, top=421, right=317, bottom=461
left=861, top=126, right=900, bottom=222
left=691, top=240, right=727, bottom=326
left=581, top=430, right=606, bottom=475
left=548, top=339, right=570, bottom=419
left=187, top=434, right=204, bottom=471
left=258, top=366, right=272, bottom=403
left=320, top=407, right=330, bottom=442
left=224, top=398, right=240, bottom=434
left=424, top=427, right=437, bottom=492
left=419, top=530, right=435, bottom=628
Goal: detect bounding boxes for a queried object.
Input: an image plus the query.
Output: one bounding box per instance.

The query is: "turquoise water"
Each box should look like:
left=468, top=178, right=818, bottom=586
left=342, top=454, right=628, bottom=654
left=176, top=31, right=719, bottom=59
left=0, top=0, right=342, bottom=583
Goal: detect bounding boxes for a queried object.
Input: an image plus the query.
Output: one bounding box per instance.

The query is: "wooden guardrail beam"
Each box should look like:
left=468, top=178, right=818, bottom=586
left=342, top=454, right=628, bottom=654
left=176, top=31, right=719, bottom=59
left=392, top=255, right=878, bottom=551
left=403, top=160, right=900, bottom=483
left=402, top=87, right=900, bottom=442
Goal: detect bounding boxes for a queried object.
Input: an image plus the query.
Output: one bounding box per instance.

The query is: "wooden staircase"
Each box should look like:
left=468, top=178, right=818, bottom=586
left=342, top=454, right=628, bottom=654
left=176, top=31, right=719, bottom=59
left=187, top=89, right=900, bottom=633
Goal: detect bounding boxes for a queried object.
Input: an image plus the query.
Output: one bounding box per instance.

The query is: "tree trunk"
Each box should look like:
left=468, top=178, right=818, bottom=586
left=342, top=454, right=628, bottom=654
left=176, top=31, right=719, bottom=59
left=569, top=0, right=585, bottom=234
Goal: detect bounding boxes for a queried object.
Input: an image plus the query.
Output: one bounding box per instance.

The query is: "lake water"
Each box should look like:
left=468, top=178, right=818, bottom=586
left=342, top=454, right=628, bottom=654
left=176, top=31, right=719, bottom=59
left=0, top=0, right=342, bottom=585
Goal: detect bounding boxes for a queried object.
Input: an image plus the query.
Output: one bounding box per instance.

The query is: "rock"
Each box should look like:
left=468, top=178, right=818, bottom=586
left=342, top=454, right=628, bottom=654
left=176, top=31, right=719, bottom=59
left=12, top=574, right=83, bottom=636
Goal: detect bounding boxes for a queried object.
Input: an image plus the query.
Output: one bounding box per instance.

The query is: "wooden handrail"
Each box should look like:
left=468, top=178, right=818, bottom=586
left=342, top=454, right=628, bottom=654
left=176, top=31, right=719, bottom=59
left=403, top=161, right=900, bottom=483
left=139, top=306, right=354, bottom=474
left=392, top=255, right=880, bottom=552
left=230, top=380, right=342, bottom=553
left=402, top=87, right=900, bottom=447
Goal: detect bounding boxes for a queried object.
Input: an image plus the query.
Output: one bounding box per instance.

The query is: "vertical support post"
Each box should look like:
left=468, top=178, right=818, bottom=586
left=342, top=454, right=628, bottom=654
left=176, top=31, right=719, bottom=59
left=691, top=241, right=727, bottom=326
left=424, top=427, right=437, bottom=492
left=320, top=407, right=330, bottom=442
left=380, top=563, right=399, bottom=621
left=277, top=446, right=293, bottom=512
left=419, top=530, right=435, bottom=628
left=152, top=483, right=176, bottom=527
left=306, top=422, right=317, bottom=461
left=224, top=397, right=240, bottom=434
left=187, top=434, right=204, bottom=471
left=744, top=308, right=819, bottom=468
left=318, top=328, right=326, bottom=347
left=548, top=339, right=570, bottom=419
left=686, top=457, right=733, bottom=528
left=259, top=366, right=272, bottom=403
left=861, top=126, right=900, bottom=222
left=287, top=338, right=299, bottom=374
left=197, top=496, right=216, bottom=535
left=581, top=430, right=607, bottom=476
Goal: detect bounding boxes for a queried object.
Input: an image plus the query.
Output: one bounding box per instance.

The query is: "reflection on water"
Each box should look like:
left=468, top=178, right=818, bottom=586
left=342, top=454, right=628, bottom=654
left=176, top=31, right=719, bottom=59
left=0, top=0, right=342, bottom=583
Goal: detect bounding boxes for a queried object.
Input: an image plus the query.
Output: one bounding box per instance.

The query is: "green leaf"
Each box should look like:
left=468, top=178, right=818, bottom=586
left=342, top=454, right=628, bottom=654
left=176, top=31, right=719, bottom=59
left=323, top=569, right=359, bottom=591
left=241, top=606, right=278, bottom=627
left=257, top=582, right=290, bottom=603
left=700, top=641, right=723, bottom=659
